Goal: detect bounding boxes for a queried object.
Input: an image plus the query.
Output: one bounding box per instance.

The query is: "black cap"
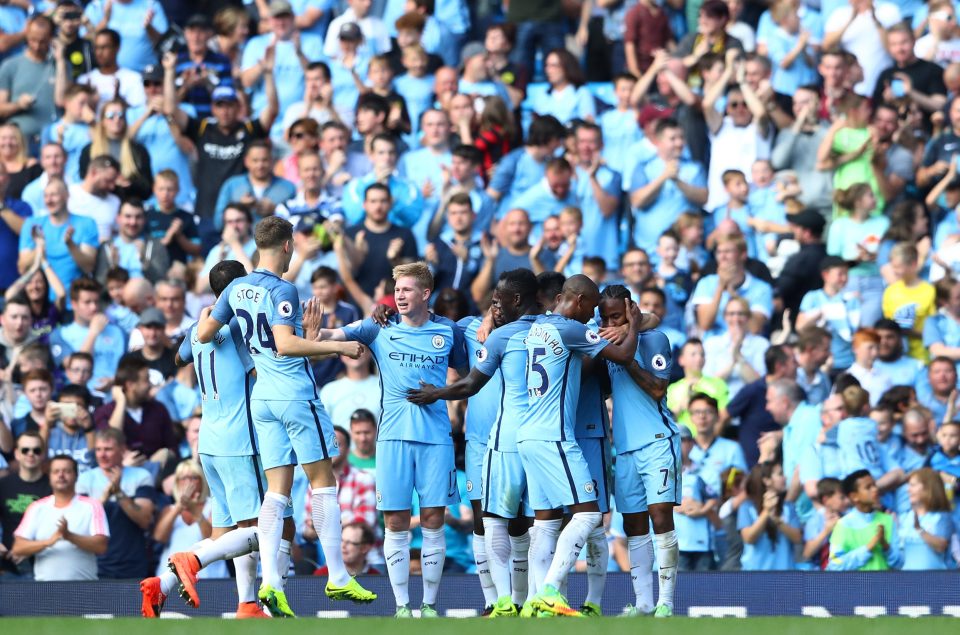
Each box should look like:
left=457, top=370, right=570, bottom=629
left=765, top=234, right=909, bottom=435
left=142, top=64, right=163, bottom=83
left=789, top=208, right=826, bottom=235
left=185, top=14, right=213, bottom=30
left=339, top=22, right=363, bottom=41
left=819, top=255, right=848, bottom=272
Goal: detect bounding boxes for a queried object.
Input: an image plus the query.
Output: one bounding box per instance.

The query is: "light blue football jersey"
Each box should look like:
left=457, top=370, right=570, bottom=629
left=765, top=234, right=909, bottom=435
left=576, top=318, right=608, bottom=440
left=342, top=314, right=468, bottom=444
left=178, top=320, right=256, bottom=457
left=607, top=330, right=679, bottom=454
left=517, top=314, right=609, bottom=443
left=211, top=269, right=320, bottom=401
left=458, top=316, right=502, bottom=447
left=475, top=315, right=537, bottom=452
left=837, top=416, right=891, bottom=480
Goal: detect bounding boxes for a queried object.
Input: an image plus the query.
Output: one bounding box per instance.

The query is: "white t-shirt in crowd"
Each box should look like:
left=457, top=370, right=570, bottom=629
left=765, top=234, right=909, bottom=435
left=707, top=117, right=773, bottom=211
left=68, top=184, right=121, bottom=242
left=824, top=3, right=902, bottom=95
left=915, top=34, right=960, bottom=67
left=14, top=494, right=109, bottom=581
left=78, top=68, right=147, bottom=110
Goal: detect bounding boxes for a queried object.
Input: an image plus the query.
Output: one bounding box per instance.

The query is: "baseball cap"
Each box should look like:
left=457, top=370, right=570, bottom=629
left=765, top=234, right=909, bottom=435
left=638, top=103, right=675, bottom=128
left=788, top=208, right=826, bottom=235
left=138, top=308, right=166, bottom=327
left=339, top=22, right=363, bottom=41
left=185, top=14, right=213, bottom=30
left=211, top=86, right=239, bottom=103
left=268, top=0, right=294, bottom=17
left=819, top=255, right=848, bottom=272
left=460, top=41, right=486, bottom=67
left=142, top=64, right=163, bottom=83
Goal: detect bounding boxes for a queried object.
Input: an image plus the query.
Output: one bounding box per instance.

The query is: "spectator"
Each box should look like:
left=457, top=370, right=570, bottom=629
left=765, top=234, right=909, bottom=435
left=424, top=193, right=482, bottom=300
left=215, top=141, right=296, bottom=229
left=94, top=199, right=170, bottom=284
left=312, top=521, right=380, bottom=576
left=79, top=99, right=154, bottom=203
left=919, top=97, right=960, bottom=190
left=598, top=73, right=643, bottom=175
left=3, top=259, right=66, bottom=343
left=12, top=454, right=108, bottom=580
left=324, top=0, right=390, bottom=60
left=764, top=378, right=823, bottom=494
left=511, top=158, right=578, bottom=235
left=770, top=86, right=832, bottom=214
left=174, top=14, right=233, bottom=120
left=873, top=23, right=947, bottom=118
left=281, top=65, right=339, bottom=142
left=624, top=0, right=675, bottom=77
left=342, top=134, right=423, bottom=229
left=798, top=393, right=845, bottom=499
left=342, top=182, right=418, bottom=297
left=144, top=171, right=201, bottom=266
left=528, top=49, right=595, bottom=124
left=486, top=115, right=565, bottom=217
left=67, top=155, right=121, bottom=243
left=76, top=428, right=156, bottom=579
left=0, top=15, right=58, bottom=147
left=629, top=118, right=708, bottom=253
left=687, top=393, right=747, bottom=497
left=925, top=277, right=960, bottom=364
left=49, top=278, right=126, bottom=394
left=319, top=346, right=380, bottom=430
left=668, top=341, right=731, bottom=433
left=675, top=426, right=717, bottom=571
left=93, top=355, right=177, bottom=467
left=723, top=344, right=797, bottom=467
left=915, top=0, right=960, bottom=67
left=802, top=477, right=847, bottom=570
left=869, top=103, right=915, bottom=203
left=738, top=461, right=802, bottom=570
left=153, top=460, right=226, bottom=579
left=828, top=470, right=902, bottom=570
left=692, top=234, right=774, bottom=336
left=163, top=53, right=277, bottom=232
left=52, top=2, right=94, bottom=82
left=930, top=419, right=960, bottom=477
left=0, top=123, right=42, bottom=200
left=874, top=319, right=925, bottom=387
left=834, top=385, right=904, bottom=489
left=823, top=0, right=901, bottom=94
left=797, top=257, right=862, bottom=372
left=505, top=0, right=566, bottom=78
left=199, top=203, right=256, bottom=284
left=0, top=431, right=52, bottom=577
left=882, top=242, right=936, bottom=362
left=44, top=383, right=95, bottom=471
left=776, top=209, right=827, bottom=319
left=77, top=29, right=146, bottom=109
left=124, top=308, right=176, bottom=385
left=20, top=143, right=67, bottom=216
left=10, top=368, right=55, bottom=439
left=469, top=209, right=532, bottom=304
left=899, top=467, right=954, bottom=569
left=795, top=327, right=832, bottom=405
left=275, top=118, right=320, bottom=188
left=347, top=408, right=377, bottom=473
left=703, top=297, right=769, bottom=400
left=45, top=83, right=94, bottom=186
left=83, top=0, right=167, bottom=73
left=677, top=1, right=744, bottom=73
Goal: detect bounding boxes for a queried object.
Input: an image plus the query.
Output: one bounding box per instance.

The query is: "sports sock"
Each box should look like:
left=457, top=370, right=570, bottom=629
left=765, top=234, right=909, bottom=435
left=194, top=526, right=259, bottom=567
left=509, top=531, right=530, bottom=605
left=312, top=487, right=350, bottom=586
left=473, top=532, right=498, bottom=606
left=257, top=491, right=288, bottom=589
left=158, top=570, right=178, bottom=596
left=654, top=530, right=679, bottom=609
left=525, top=525, right=539, bottom=600
left=584, top=526, right=608, bottom=606
left=234, top=552, right=259, bottom=603
left=482, top=517, right=512, bottom=599
left=544, top=512, right=600, bottom=590
left=530, top=519, right=561, bottom=594
left=628, top=533, right=654, bottom=612
left=420, top=526, right=446, bottom=606
left=277, top=539, right=292, bottom=590
left=384, top=529, right=411, bottom=607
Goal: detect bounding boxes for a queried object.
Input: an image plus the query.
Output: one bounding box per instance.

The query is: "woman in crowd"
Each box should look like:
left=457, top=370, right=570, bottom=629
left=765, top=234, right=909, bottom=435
left=899, top=467, right=954, bottom=570
left=738, top=461, right=802, bottom=570
left=276, top=118, right=321, bottom=187
left=3, top=252, right=65, bottom=343
left=528, top=48, right=596, bottom=124
left=79, top=98, right=153, bottom=201
left=0, top=123, right=41, bottom=198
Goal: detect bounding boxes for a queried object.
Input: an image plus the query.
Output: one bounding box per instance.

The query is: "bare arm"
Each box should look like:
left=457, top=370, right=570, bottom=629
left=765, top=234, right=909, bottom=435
left=624, top=359, right=670, bottom=401
left=11, top=534, right=58, bottom=558
left=64, top=531, right=108, bottom=555
left=406, top=367, right=494, bottom=404
left=273, top=324, right=362, bottom=358
left=118, top=495, right=155, bottom=530
left=258, top=55, right=279, bottom=131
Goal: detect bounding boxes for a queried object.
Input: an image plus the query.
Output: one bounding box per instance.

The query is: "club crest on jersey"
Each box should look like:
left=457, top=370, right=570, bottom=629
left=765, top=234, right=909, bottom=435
left=652, top=354, right=667, bottom=370
left=586, top=330, right=601, bottom=344
left=465, top=480, right=474, bottom=492
left=376, top=490, right=382, bottom=503
left=584, top=481, right=595, bottom=494
left=278, top=301, right=293, bottom=317
left=476, top=347, right=488, bottom=362
left=432, top=335, right=445, bottom=349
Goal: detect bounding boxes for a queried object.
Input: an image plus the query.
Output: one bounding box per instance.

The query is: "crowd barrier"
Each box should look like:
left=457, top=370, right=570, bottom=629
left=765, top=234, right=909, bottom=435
left=1, top=572, right=957, bottom=617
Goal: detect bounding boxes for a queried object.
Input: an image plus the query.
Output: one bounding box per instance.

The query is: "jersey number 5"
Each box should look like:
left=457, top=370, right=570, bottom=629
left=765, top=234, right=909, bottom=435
left=237, top=309, right=277, bottom=355
left=528, top=347, right=549, bottom=397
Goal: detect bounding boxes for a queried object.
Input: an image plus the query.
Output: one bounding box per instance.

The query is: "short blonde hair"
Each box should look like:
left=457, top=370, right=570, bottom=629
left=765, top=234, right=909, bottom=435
left=172, top=460, right=209, bottom=504
left=393, top=261, right=434, bottom=291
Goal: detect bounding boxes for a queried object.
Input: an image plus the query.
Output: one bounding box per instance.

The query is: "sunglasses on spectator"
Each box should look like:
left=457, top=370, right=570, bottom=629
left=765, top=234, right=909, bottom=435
left=727, top=100, right=747, bottom=108
left=103, top=112, right=124, bottom=120
left=213, top=100, right=235, bottom=107
left=291, top=131, right=314, bottom=139
left=19, top=446, right=43, bottom=455
left=62, top=11, right=82, bottom=20
left=143, top=81, right=162, bottom=87
left=725, top=311, right=748, bottom=317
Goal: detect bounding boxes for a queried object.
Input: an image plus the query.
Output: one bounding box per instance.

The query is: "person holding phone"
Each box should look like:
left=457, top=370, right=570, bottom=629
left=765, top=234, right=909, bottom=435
left=873, top=23, right=947, bottom=119
left=45, top=384, right=96, bottom=471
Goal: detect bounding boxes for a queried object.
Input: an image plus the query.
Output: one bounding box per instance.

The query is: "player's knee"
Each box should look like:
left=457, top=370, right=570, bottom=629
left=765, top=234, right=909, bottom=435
left=649, top=505, right=676, bottom=533
left=420, top=506, right=445, bottom=529
left=385, top=510, right=412, bottom=532
left=622, top=513, right=650, bottom=537
left=507, top=516, right=532, bottom=536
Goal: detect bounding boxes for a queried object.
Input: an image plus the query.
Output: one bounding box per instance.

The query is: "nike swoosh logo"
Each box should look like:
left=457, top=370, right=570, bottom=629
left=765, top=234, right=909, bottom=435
left=542, top=600, right=556, bottom=608
left=476, top=560, right=487, bottom=566
left=386, top=551, right=403, bottom=560
left=390, top=335, right=405, bottom=341
left=657, top=487, right=670, bottom=495
left=421, top=551, right=442, bottom=559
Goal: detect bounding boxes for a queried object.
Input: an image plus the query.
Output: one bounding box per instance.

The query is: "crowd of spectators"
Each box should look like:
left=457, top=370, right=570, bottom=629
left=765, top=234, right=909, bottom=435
left=2, top=0, right=960, bottom=582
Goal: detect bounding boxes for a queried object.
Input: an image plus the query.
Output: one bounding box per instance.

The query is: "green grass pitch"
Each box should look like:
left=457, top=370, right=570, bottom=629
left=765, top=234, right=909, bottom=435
left=4, top=617, right=958, bottom=635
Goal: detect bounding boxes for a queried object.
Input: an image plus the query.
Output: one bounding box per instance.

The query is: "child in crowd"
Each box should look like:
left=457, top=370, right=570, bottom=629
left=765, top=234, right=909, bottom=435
left=675, top=426, right=719, bottom=571
left=797, top=257, right=861, bottom=372
left=738, top=462, right=802, bottom=570
left=555, top=206, right=585, bottom=277
left=828, top=470, right=902, bottom=570
left=765, top=1, right=817, bottom=98
left=673, top=211, right=708, bottom=277
left=394, top=44, right=435, bottom=140
left=42, top=83, right=94, bottom=182
left=802, top=477, right=846, bottom=570
left=930, top=421, right=960, bottom=481
left=146, top=170, right=201, bottom=269
left=709, top=170, right=755, bottom=257
left=598, top=73, right=642, bottom=173
left=366, top=54, right=411, bottom=137
left=655, top=230, right=693, bottom=331
left=717, top=467, right=747, bottom=570
left=882, top=242, right=937, bottom=363
left=103, top=267, right=138, bottom=335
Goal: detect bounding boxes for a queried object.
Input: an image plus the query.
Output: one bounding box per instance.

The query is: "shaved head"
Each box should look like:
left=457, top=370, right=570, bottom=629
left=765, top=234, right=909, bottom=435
left=562, top=274, right=600, bottom=299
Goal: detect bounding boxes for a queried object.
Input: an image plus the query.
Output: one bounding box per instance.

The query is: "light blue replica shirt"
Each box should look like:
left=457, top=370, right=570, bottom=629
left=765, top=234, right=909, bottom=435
left=178, top=320, right=257, bottom=456
left=489, top=148, right=549, bottom=217
left=458, top=316, right=502, bottom=449
left=527, top=85, right=596, bottom=124
left=475, top=316, right=538, bottom=452
left=691, top=273, right=774, bottom=337
left=19, top=214, right=99, bottom=304
left=518, top=314, right=609, bottom=443
left=211, top=268, right=320, bottom=402
left=342, top=314, right=467, bottom=444
left=50, top=322, right=126, bottom=392
left=84, top=0, right=168, bottom=72
left=737, top=500, right=799, bottom=570
left=607, top=330, right=678, bottom=454
left=837, top=416, right=893, bottom=480
left=675, top=465, right=713, bottom=553
left=127, top=103, right=197, bottom=209
left=899, top=510, right=954, bottom=570
left=689, top=437, right=747, bottom=499
left=799, top=288, right=861, bottom=370
left=341, top=172, right=423, bottom=229
left=575, top=164, right=622, bottom=269
left=599, top=109, right=643, bottom=175
left=631, top=156, right=707, bottom=252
